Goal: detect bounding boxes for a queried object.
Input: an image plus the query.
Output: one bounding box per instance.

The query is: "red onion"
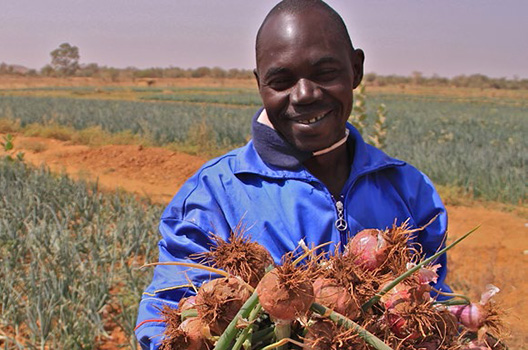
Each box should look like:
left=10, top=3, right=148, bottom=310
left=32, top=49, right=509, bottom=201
left=406, top=263, right=441, bottom=285
left=449, top=284, right=499, bottom=332
left=312, top=278, right=360, bottom=320
left=414, top=341, right=441, bottom=350
left=178, top=317, right=211, bottom=350
left=195, top=277, right=251, bottom=335
left=346, top=229, right=388, bottom=271
left=179, top=295, right=197, bottom=312
left=380, top=283, right=411, bottom=309
left=257, top=268, right=314, bottom=321
left=386, top=312, right=420, bottom=340
left=449, top=303, right=487, bottom=332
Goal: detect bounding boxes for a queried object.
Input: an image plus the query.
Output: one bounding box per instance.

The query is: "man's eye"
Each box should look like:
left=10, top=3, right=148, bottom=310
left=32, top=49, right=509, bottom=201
left=315, top=69, right=339, bottom=80
left=268, top=78, right=293, bottom=90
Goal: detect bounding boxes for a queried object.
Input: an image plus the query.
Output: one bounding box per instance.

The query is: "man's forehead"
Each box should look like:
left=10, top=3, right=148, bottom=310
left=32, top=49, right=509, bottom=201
left=260, top=10, right=335, bottom=41
left=257, top=12, right=347, bottom=61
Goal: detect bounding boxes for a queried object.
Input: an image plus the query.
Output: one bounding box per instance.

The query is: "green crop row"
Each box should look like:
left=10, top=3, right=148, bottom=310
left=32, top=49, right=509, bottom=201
left=369, top=94, right=526, bottom=204
left=140, top=89, right=261, bottom=106
left=0, top=92, right=525, bottom=204
left=0, top=96, right=255, bottom=149
left=0, top=160, right=161, bottom=349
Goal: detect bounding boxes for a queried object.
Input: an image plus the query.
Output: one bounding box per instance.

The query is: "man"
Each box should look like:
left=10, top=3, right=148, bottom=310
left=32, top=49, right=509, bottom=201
left=135, top=1, right=451, bottom=348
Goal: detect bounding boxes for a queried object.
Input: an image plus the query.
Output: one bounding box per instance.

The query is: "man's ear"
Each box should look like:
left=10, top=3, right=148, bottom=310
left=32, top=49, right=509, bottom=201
left=253, top=68, right=261, bottom=89
left=351, top=49, right=365, bottom=89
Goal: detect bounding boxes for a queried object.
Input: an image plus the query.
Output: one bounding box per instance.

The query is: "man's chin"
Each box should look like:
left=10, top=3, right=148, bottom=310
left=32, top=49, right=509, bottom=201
left=291, top=131, right=345, bottom=154
left=291, top=139, right=329, bottom=154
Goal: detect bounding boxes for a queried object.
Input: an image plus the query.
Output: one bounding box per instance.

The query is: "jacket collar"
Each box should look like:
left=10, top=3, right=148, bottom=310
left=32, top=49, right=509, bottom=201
left=234, top=108, right=405, bottom=181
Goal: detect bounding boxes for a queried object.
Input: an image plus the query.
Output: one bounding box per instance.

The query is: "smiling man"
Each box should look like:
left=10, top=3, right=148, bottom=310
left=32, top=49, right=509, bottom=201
left=135, top=1, right=451, bottom=348
left=254, top=1, right=364, bottom=197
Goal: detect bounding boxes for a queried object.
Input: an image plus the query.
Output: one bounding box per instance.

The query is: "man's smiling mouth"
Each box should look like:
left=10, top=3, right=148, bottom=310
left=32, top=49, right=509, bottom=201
left=295, top=111, right=330, bottom=125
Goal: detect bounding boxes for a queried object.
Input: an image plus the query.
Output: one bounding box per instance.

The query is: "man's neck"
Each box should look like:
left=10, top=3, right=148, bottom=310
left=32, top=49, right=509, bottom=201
left=303, top=142, right=351, bottom=198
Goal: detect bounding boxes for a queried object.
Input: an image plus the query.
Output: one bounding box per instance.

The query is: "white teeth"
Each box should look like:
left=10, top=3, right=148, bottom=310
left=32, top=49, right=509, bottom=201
left=297, top=113, right=327, bottom=125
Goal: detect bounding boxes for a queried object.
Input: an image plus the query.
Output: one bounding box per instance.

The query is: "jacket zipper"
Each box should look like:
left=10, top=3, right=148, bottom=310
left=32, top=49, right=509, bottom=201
left=332, top=195, right=349, bottom=250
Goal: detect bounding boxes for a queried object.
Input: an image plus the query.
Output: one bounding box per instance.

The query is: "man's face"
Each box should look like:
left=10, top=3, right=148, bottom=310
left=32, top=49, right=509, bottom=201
left=255, top=10, right=363, bottom=152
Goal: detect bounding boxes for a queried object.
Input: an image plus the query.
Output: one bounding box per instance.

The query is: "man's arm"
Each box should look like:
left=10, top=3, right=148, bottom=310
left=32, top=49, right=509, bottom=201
left=135, top=217, right=221, bottom=349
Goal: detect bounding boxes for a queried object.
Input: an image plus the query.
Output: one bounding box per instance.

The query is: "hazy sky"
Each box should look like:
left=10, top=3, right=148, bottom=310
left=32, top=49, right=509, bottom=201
left=2, top=0, right=527, bottom=78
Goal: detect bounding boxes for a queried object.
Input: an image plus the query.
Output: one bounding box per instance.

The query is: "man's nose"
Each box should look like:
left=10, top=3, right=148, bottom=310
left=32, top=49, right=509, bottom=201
left=290, top=79, right=321, bottom=105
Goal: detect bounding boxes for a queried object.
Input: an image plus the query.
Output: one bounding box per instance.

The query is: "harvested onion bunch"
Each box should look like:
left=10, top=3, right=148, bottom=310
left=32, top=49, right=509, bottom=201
left=149, top=221, right=506, bottom=350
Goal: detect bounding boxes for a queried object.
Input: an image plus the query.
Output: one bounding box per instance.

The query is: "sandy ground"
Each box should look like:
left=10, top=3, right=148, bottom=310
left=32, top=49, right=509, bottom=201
left=6, top=134, right=528, bottom=348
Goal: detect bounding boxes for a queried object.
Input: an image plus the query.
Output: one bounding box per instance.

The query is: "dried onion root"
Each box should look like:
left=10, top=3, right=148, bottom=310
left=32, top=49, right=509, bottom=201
left=312, top=277, right=360, bottom=320
left=383, top=299, right=459, bottom=345
left=192, top=222, right=273, bottom=287
left=336, top=248, right=392, bottom=309
left=312, top=247, right=384, bottom=320
left=303, top=318, right=368, bottom=350
left=195, top=277, right=251, bottom=336
left=256, top=252, right=315, bottom=321
left=158, top=305, right=212, bottom=350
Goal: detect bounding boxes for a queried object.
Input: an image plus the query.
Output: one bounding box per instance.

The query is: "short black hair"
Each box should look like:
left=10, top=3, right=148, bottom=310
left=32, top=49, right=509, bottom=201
left=255, top=0, right=354, bottom=61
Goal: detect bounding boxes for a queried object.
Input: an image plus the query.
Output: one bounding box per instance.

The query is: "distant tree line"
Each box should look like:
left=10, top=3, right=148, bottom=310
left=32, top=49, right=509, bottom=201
left=1, top=42, right=527, bottom=90
left=363, top=71, right=528, bottom=90
left=4, top=61, right=528, bottom=90
left=72, top=65, right=255, bottom=81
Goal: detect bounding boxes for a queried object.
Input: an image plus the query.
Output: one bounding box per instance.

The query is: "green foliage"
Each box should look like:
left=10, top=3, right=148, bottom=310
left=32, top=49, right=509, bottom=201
left=50, top=43, right=80, bottom=77
left=141, top=88, right=262, bottom=106
left=1, top=134, right=13, bottom=151
left=1, top=134, right=25, bottom=161
left=364, top=72, right=528, bottom=90
left=348, top=84, right=368, bottom=134
left=0, top=95, right=253, bottom=150
left=369, top=103, right=388, bottom=150
left=0, top=160, right=161, bottom=348
left=349, top=84, right=388, bottom=150
left=181, top=120, right=220, bottom=155
left=0, top=118, right=20, bottom=133
left=0, top=89, right=525, bottom=204
left=370, top=93, right=527, bottom=204
left=23, top=122, right=74, bottom=141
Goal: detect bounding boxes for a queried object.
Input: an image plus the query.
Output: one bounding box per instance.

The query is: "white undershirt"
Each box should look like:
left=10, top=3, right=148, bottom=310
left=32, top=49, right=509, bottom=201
left=257, top=109, right=349, bottom=157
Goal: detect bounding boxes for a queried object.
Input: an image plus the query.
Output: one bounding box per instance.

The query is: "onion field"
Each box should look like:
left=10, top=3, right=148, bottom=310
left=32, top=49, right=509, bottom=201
left=0, top=87, right=525, bottom=203
left=0, top=160, right=160, bottom=349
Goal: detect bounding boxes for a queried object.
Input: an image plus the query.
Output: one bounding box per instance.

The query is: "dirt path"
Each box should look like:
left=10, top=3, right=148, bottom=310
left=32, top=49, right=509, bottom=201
left=7, top=134, right=528, bottom=347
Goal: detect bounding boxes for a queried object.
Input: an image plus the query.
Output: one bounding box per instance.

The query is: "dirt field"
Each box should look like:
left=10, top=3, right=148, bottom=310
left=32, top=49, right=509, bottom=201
left=5, top=134, right=524, bottom=348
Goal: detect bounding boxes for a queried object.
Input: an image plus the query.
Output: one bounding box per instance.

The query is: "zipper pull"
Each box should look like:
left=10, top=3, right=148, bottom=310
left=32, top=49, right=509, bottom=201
left=334, top=200, right=348, bottom=232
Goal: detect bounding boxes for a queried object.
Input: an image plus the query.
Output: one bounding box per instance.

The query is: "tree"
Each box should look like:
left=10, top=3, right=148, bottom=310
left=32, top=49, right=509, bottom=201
left=40, top=64, right=55, bottom=76
left=50, top=43, right=80, bottom=76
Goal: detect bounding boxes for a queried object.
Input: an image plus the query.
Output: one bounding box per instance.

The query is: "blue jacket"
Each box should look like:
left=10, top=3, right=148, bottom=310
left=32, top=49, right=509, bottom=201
left=135, top=118, right=450, bottom=349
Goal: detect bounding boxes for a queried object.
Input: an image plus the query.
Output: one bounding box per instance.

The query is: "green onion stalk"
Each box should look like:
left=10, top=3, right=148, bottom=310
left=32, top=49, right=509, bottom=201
left=214, top=291, right=260, bottom=350
left=231, top=303, right=263, bottom=350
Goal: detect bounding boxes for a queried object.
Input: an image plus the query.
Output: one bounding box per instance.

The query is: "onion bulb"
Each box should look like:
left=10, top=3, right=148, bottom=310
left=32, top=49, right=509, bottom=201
left=346, top=229, right=388, bottom=271
left=257, top=268, right=314, bottom=321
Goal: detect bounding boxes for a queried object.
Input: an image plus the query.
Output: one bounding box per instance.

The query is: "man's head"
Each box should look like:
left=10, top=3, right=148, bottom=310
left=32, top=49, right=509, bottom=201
left=254, top=0, right=364, bottom=153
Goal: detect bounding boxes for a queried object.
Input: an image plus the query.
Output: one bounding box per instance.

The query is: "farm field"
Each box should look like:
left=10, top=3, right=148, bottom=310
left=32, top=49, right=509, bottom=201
left=0, top=77, right=527, bottom=348
left=0, top=80, right=526, bottom=203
